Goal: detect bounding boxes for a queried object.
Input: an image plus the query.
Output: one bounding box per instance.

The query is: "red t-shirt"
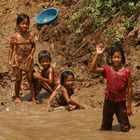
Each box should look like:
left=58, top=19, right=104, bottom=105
left=103, top=65, right=131, bottom=102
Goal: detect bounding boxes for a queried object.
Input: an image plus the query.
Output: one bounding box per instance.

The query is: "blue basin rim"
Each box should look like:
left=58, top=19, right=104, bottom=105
left=35, top=7, right=58, bottom=25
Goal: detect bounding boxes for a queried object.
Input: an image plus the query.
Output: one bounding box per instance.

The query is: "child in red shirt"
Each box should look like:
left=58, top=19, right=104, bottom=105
left=90, top=43, right=132, bottom=132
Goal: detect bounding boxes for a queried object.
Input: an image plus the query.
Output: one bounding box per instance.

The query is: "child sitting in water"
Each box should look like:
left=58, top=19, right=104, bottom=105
left=32, top=50, right=60, bottom=101
left=47, top=70, right=85, bottom=111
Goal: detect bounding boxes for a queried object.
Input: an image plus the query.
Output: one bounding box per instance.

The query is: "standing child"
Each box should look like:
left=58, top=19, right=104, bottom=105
left=47, top=70, right=84, bottom=111
left=90, top=43, right=132, bottom=132
left=8, top=13, right=36, bottom=104
left=33, top=50, right=60, bottom=100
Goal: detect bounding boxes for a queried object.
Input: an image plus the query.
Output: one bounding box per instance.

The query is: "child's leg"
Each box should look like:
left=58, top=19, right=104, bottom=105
left=33, top=63, right=42, bottom=95
left=116, top=101, right=130, bottom=132
left=33, top=78, right=42, bottom=96
left=47, top=85, right=60, bottom=105
left=26, top=70, right=38, bottom=103
left=32, top=72, right=42, bottom=95
left=100, top=100, right=115, bottom=130
left=14, top=67, right=22, bottom=104
left=42, top=82, right=53, bottom=94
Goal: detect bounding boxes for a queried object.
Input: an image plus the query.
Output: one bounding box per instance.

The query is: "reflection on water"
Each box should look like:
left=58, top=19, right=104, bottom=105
left=0, top=109, right=139, bottom=140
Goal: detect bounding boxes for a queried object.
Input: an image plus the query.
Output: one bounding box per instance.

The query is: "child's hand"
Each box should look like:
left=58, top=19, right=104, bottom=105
left=33, top=72, right=41, bottom=80
left=127, top=106, right=133, bottom=116
left=68, top=105, right=77, bottom=111
left=96, top=43, right=105, bottom=55
left=11, top=37, right=17, bottom=45
left=28, top=55, right=33, bottom=60
left=68, top=104, right=85, bottom=111
left=9, top=60, right=15, bottom=67
left=9, top=60, right=12, bottom=65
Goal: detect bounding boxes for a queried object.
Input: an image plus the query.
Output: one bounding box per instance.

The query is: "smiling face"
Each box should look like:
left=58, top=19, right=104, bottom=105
left=112, top=51, right=122, bottom=68
left=39, top=57, right=51, bottom=70
left=64, top=75, right=75, bottom=89
left=18, top=19, right=29, bottom=32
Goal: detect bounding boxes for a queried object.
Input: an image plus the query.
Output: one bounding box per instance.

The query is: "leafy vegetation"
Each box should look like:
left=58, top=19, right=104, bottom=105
left=68, top=0, right=140, bottom=47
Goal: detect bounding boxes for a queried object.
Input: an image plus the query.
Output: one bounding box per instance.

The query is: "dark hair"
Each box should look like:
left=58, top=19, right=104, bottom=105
left=16, top=13, right=30, bottom=25
left=61, top=71, right=74, bottom=85
left=38, top=50, right=51, bottom=62
left=110, top=46, right=125, bottom=64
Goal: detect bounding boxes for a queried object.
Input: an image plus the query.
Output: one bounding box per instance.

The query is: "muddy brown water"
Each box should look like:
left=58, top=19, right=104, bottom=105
left=0, top=108, right=139, bottom=140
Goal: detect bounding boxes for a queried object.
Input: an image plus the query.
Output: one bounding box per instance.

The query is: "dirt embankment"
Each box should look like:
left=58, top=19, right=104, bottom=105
left=38, top=0, right=140, bottom=103
left=0, top=0, right=140, bottom=112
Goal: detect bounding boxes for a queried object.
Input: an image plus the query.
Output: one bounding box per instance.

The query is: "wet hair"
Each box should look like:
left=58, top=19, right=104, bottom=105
left=16, top=13, right=30, bottom=31
left=110, top=46, right=125, bottom=64
left=16, top=13, right=30, bottom=25
left=38, top=50, right=51, bottom=63
left=61, top=71, right=74, bottom=85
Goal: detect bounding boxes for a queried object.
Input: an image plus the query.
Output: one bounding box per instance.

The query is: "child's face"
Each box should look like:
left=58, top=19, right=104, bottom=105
left=39, top=58, right=51, bottom=70
left=112, top=51, right=122, bottom=67
left=18, top=20, right=29, bottom=32
left=64, top=75, right=75, bottom=89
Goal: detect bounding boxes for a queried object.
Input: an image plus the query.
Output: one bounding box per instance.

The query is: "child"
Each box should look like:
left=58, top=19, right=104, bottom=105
left=90, top=43, right=132, bottom=132
left=47, top=70, right=84, bottom=111
left=33, top=50, right=60, bottom=100
left=8, top=13, right=36, bottom=104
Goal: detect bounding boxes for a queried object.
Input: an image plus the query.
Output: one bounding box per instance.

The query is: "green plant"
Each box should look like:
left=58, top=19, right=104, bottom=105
left=68, top=0, right=140, bottom=45
left=101, top=24, right=125, bottom=47
left=122, top=2, right=138, bottom=17
left=122, top=17, right=135, bottom=31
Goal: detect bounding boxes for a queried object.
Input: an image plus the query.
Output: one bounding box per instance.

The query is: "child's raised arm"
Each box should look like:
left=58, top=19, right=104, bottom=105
left=89, top=43, right=105, bottom=72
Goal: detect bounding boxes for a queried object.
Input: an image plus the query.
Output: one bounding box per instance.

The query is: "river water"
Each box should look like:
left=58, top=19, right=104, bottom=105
left=0, top=108, right=139, bottom=140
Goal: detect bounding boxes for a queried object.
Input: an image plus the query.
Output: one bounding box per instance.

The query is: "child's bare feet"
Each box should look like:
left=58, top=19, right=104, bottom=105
left=46, top=99, right=51, bottom=112
left=32, top=98, right=37, bottom=104
left=14, top=97, right=22, bottom=104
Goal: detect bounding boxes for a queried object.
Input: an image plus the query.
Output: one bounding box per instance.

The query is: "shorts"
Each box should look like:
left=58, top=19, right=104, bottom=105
left=50, top=91, right=67, bottom=108
left=100, top=100, right=130, bottom=132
